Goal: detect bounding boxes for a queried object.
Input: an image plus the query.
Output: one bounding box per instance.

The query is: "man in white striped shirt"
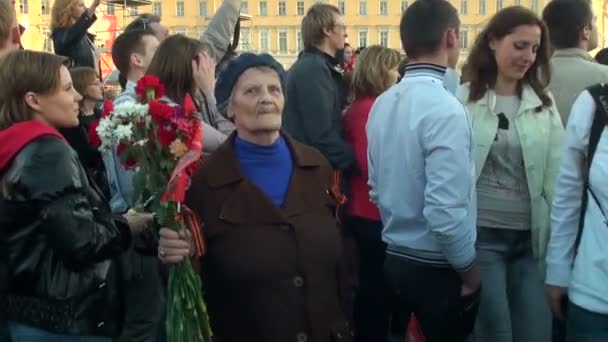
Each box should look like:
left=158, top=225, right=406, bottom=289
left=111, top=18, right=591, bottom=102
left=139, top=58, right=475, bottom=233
left=366, top=0, right=480, bottom=341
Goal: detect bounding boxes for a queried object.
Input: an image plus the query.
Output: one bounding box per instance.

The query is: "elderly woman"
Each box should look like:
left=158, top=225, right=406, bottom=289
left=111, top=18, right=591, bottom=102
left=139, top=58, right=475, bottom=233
left=158, top=53, right=354, bottom=342
left=51, top=0, right=100, bottom=70
left=0, top=51, right=152, bottom=341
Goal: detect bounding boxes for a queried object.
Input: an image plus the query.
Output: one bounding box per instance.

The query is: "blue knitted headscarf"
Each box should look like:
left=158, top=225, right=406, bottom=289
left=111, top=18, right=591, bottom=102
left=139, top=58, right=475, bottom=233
left=214, top=53, right=286, bottom=117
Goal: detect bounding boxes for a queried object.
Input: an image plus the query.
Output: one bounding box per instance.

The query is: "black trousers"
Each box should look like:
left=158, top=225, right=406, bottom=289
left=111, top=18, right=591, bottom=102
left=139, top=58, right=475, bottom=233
left=348, top=216, right=396, bottom=342
left=384, top=253, right=480, bottom=342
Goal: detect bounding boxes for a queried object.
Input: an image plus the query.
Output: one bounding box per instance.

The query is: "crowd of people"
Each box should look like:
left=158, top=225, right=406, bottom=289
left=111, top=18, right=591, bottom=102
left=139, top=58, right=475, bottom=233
left=1, top=0, right=608, bottom=341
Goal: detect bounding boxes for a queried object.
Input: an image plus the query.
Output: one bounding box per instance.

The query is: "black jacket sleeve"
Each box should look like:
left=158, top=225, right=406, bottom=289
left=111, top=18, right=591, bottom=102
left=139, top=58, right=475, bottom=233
left=52, top=10, right=97, bottom=55
left=19, top=137, right=130, bottom=270
left=288, top=62, right=355, bottom=171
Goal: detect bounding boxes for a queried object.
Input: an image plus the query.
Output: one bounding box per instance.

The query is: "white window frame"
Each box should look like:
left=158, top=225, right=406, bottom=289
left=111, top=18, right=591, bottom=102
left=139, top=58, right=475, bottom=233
left=478, top=0, right=485, bottom=15
left=240, top=27, right=252, bottom=51
left=400, top=0, right=408, bottom=13
left=379, top=29, right=389, bottom=47
left=359, top=1, right=367, bottom=15
left=460, top=0, right=467, bottom=15
left=379, top=0, right=387, bottom=15
left=241, top=1, right=249, bottom=13
left=153, top=2, right=161, bottom=16
left=41, top=0, right=49, bottom=15
left=259, top=0, right=268, bottom=16
left=260, top=28, right=269, bottom=51
left=358, top=28, right=368, bottom=48
left=460, top=26, right=469, bottom=49
left=199, top=0, right=207, bottom=17
left=296, top=29, right=303, bottom=51
left=278, top=28, right=288, bottom=53
left=338, top=0, right=345, bottom=15
left=176, top=1, right=185, bottom=17
left=297, top=1, right=304, bottom=15
left=278, top=1, right=286, bottom=16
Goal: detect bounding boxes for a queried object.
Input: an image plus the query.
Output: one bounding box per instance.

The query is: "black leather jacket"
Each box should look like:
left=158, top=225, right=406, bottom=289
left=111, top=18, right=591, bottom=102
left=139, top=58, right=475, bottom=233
left=0, top=136, right=131, bottom=337
left=52, top=10, right=97, bottom=69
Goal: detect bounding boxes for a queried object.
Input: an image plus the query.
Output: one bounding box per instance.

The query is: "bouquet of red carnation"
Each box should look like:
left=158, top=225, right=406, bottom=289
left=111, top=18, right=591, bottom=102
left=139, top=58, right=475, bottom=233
left=93, top=75, right=212, bottom=342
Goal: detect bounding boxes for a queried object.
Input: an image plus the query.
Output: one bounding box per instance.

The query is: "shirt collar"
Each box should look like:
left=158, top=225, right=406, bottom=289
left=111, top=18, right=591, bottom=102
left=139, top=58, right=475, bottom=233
left=552, top=48, right=596, bottom=63
left=404, top=63, right=447, bottom=81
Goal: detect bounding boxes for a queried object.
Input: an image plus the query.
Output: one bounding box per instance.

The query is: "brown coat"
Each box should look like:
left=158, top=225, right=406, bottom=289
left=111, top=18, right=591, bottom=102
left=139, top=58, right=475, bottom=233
left=186, top=133, right=355, bottom=342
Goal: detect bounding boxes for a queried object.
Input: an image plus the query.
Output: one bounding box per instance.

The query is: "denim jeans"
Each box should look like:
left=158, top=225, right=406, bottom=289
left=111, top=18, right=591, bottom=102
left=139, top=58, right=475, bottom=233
left=566, top=302, right=608, bottom=342
left=473, top=228, right=551, bottom=342
left=8, top=322, right=112, bottom=342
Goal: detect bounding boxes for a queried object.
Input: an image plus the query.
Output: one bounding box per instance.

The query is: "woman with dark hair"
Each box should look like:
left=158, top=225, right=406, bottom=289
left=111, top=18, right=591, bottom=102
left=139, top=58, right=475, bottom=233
left=146, top=34, right=234, bottom=155
left=157, top=53, right=354, bottom=342
left=0, top=51, right=152, bottom=341
left=458, top=7, right=563, bottom=342
left=595, top=47, right=608, bottom=65
left=51, top=0, right=100, bottom=70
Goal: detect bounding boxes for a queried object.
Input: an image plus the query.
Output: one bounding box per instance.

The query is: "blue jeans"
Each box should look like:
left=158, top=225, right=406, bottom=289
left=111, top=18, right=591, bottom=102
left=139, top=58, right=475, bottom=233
left=8, top=322, right=112, bottom=342
left=473, top=228, right=551, bottom=342
left=566, top=302, right=608, bottom=342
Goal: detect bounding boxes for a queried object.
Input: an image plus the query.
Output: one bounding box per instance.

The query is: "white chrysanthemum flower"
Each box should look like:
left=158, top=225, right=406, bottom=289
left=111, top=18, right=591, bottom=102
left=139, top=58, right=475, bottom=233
left=114, top=123, right=134, bottom=141
left=135, top=139, right=148, bottom=147
left=113, top=102, right=149, bottom=119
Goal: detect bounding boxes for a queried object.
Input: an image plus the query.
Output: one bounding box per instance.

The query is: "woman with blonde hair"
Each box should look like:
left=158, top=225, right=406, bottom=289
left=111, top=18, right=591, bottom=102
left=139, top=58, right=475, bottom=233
left=458, top=6, right=563, bottom=342
left=51, top=0, right=100, bottom=70
left=342, top=45, right=401, bottom=342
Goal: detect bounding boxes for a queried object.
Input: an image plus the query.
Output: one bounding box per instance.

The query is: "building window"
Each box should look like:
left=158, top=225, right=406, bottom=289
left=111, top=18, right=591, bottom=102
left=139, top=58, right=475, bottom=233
left=338, top=0, right=345, bottom=14
left=174, top=26, right=187, bottom=35
left=19, top=0, right=28, bottom=14
left=530, top=0, right=537, bottom=12
left=400, top=0, right=408, bottom=13
left=241, top=1, right=248, bottom=13
left=199, top=1, right=207, bottom=16
left=358, top=29, right=368, bottom=48
left=279, top=29, right=288, bottom=53
left=260, top=28, right=269, bottom=51
left=297, top=1, right=304, bottom=15
left=240, top=27, right=251, bottom=51
left=43, top=31, right=52, bottom=52
left=107, top=3, right=115, bottom=14
left=296, top=30, right=303, bottom=51
left=131, top=6, right=138, bottom=15
left=153, top=2, right=161, bottom=16
left=380, top=29, right=389, bottom=47
left=478, top=0, right=485, bottom=14
left=260, top=0, right=268, bottom=16
left=496, top=0, right=503, bottom=11
left=460, top=27, right=469, bottom=49
left=279, top=1, right=286, bottom=15
left=176, top=1, right=185, bottom=16
left=460, top=0, right=467, bottom=15
left=359, top=1, right=367, bottom=15
left=41, top=0, right=49, bottom=15
left=380, top=0, right=387, bottom=15
left=514, top=0, right=521, bottom=5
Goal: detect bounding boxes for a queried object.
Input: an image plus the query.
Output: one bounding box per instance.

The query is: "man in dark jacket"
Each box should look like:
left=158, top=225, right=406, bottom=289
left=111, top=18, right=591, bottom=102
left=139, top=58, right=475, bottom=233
left=283, top=3, right=355, bottom=174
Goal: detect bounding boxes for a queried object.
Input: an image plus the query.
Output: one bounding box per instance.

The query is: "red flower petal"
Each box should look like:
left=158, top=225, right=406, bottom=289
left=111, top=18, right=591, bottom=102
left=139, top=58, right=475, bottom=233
left=88, top=120, right=101, bottom=148
left=102, top=101, right=114, bottom=118
left=184, top=93, right=196, bottom=116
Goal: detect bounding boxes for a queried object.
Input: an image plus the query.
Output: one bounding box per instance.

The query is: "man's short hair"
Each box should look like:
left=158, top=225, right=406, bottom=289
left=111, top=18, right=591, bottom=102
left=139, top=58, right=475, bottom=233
left=111, top=29, right=155, bottom=88
left=400, top=0, right=460, bottom=59
left=124, top=13, right=161, bottom=33
left=542, top=0, right=593, bottom=49
left=0, top=0, right=16, bottom=44
left=301, top=4, right=341, bottom=50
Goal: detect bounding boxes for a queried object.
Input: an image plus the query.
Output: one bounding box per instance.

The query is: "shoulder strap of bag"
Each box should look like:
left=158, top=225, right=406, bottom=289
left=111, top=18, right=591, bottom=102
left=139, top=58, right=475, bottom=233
left=575, top=83, right=608, bottom=252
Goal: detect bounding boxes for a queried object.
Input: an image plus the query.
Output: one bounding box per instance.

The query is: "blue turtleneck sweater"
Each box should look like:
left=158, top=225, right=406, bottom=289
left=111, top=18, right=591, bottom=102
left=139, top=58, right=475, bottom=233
left=234, top=135, right=294, bottom=206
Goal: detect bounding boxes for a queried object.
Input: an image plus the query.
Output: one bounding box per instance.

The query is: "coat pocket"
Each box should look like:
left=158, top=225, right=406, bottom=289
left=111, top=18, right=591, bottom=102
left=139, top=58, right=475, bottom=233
left=330, top=319, right=355, bottom=342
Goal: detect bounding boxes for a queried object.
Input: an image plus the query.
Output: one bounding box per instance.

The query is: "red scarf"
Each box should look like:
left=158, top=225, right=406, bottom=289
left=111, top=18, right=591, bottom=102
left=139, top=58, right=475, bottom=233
left=0, top=120, right=66, bottom=174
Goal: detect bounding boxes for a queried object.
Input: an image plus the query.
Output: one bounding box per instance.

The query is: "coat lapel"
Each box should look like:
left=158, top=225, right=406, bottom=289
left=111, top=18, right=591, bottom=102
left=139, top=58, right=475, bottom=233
left=203, top=132, right=325, bottom=225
